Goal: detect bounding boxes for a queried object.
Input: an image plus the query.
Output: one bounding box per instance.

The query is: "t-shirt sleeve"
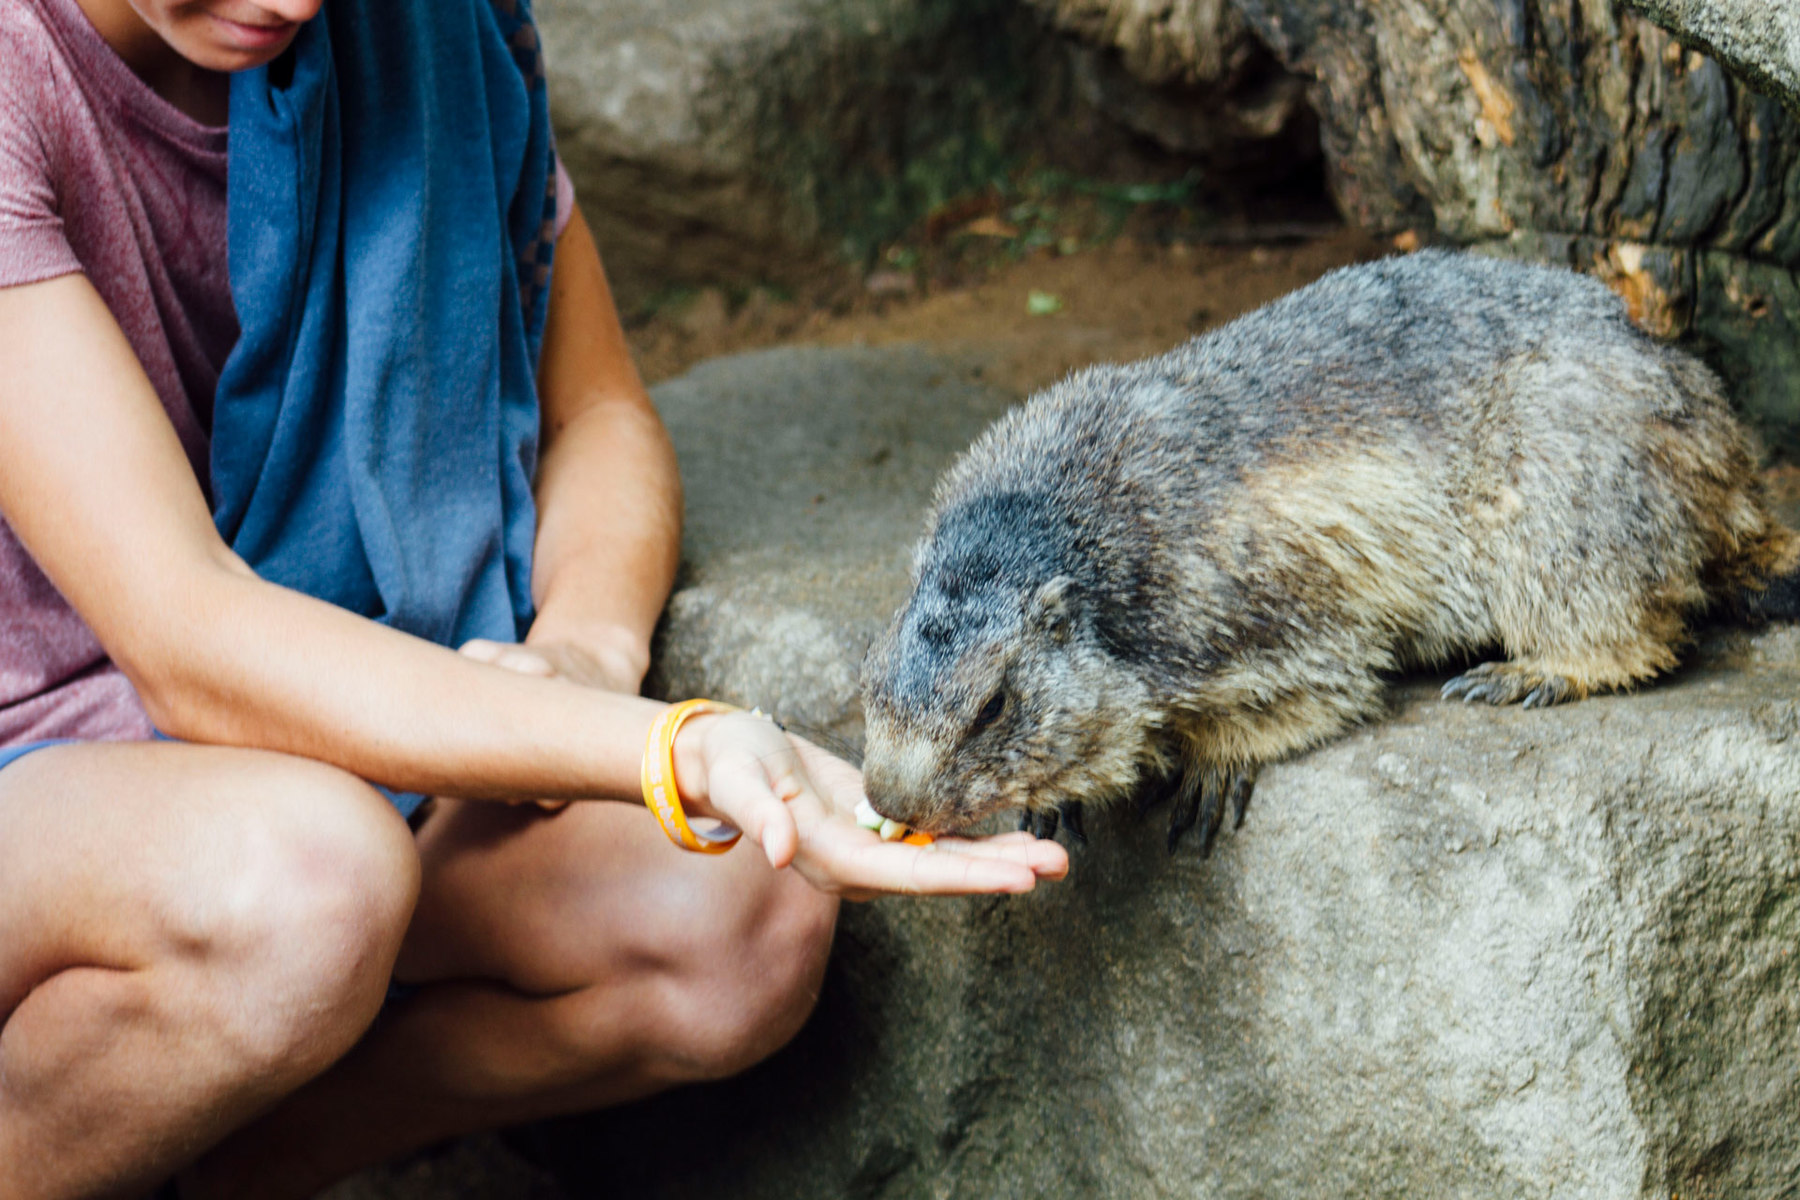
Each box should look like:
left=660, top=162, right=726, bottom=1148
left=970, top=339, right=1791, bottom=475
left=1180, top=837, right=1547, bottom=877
left=0, top=19, right=79, bottom=289
left=552, top=151, right=575, bottom=240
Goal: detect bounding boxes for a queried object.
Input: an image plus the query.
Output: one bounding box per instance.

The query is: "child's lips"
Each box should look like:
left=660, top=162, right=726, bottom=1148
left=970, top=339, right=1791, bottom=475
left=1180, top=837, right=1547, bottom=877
left=210, top=13, right=298, bottom=50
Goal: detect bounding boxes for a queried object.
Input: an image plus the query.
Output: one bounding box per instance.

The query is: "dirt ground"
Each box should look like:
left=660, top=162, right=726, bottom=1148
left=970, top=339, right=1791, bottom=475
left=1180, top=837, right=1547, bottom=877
left=627, top=225, right=1384, bottom=393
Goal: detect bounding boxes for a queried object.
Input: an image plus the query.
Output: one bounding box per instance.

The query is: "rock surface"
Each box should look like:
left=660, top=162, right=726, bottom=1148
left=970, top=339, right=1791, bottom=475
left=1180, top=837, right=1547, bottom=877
left=1627, top=0, right=1800, bottom=117
left=1225, top=0, right=1800, bottom=457
left=534, top=0, right=1322, bottom=307
left=535, top=0, right=1056, bottom=303
left=512, top=344, right=1800, bottom=1199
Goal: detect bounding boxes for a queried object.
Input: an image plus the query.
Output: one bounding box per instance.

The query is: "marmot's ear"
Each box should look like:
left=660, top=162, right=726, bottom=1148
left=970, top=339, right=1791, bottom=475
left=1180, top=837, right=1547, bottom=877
left=1029, top=576, right=1079, bottom=642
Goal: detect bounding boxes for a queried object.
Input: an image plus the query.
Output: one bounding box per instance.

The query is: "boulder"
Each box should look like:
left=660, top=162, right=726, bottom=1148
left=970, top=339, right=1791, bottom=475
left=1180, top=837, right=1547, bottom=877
left=534, top=0, right=1321, bottom=309
left=534, top=0, right=1057, bottom=305
left=514, top=344, right=1800, bottom=1199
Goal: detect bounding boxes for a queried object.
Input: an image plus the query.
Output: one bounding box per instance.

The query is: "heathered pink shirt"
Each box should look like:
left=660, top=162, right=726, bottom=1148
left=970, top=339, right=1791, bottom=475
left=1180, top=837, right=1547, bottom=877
left=0, top=0, right=227, bottom=744
left=0, top=0, right=573, bottom=748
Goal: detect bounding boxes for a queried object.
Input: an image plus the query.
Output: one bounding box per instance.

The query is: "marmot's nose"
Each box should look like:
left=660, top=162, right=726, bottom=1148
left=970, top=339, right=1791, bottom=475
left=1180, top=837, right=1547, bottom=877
left=860, top=767, right=901, bottom=813
left=861, top=767, right=928, bottom=829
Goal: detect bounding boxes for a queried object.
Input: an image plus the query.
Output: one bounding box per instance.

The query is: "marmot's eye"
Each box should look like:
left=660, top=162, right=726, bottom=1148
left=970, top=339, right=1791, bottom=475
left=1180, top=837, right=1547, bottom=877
left=973, top=690, right=1007, bottom=732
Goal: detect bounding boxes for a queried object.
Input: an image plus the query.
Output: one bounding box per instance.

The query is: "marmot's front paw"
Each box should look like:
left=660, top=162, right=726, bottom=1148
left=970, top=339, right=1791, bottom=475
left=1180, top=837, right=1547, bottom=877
left=1017, top=802, right=1091, bottom=845
left=1441, top=661, right=1580, bottom=709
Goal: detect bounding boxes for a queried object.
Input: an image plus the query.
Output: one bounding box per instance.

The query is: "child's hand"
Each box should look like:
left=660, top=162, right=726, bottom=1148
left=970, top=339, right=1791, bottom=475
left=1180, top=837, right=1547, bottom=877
left=677, top=712, right=1069, bottom=900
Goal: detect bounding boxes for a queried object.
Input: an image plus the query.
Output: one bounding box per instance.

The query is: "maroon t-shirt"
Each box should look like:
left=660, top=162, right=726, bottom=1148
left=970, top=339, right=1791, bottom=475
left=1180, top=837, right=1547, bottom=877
left=0, top=0, right=572, bottom=747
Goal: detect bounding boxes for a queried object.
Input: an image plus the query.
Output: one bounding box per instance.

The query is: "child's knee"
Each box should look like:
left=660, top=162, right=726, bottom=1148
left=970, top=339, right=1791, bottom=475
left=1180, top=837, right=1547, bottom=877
left=162, top=760, right=419, bottom=1075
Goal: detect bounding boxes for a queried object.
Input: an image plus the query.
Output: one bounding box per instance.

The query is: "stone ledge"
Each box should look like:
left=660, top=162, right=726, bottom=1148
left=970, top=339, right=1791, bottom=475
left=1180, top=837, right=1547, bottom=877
left=520, top=344, right=1800, bottom=1199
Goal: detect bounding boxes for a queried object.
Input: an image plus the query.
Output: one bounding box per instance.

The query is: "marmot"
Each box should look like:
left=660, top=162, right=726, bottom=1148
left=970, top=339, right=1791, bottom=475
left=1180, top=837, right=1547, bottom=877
left=859, top=250, right=1800, bottom=853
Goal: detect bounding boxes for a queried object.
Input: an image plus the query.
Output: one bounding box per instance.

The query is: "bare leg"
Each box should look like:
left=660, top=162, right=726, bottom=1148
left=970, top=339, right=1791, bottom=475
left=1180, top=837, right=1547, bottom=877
left=0, top=743, right=418, bottom=1200
left=190, top=797, right=839, bottom=1198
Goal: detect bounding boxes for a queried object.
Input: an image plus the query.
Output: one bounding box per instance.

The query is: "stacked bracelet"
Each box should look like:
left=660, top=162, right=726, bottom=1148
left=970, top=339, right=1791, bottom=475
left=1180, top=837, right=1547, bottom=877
left=641, top=698, right=744, bottom=854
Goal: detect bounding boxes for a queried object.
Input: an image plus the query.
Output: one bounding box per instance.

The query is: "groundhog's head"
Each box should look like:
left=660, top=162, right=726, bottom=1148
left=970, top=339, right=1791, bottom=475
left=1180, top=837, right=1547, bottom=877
left=860, top=492, right=1156, bottom=834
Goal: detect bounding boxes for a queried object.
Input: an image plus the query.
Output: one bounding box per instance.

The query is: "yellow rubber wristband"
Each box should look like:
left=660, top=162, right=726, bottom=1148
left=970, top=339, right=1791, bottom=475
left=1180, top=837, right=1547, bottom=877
left=641, top=699, right=742, bottom=854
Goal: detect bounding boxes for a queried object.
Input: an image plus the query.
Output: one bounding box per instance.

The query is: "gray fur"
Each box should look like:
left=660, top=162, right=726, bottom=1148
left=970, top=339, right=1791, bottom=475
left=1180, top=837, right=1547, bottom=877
left=860, top=250, right=1798, bottom=847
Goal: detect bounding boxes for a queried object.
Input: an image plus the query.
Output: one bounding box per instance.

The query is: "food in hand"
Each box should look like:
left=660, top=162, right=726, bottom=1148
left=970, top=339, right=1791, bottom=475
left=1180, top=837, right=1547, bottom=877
left=855, top=798, right=933, bottom=845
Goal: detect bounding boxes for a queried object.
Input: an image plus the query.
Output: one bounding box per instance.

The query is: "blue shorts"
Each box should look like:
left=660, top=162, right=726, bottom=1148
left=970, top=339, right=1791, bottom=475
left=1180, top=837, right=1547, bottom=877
left=0, top=739, right=73, bottom=772
left=0, top=738, right=428, bottom=821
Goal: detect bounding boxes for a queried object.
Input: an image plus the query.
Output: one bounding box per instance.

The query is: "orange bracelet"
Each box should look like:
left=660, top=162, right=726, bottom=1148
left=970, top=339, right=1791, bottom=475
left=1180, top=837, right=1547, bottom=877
left=641, top=699, right=743, bottom=854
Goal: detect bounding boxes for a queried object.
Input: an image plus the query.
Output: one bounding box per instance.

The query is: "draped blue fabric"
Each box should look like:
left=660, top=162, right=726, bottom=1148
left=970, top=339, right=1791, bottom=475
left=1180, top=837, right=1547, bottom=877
left=215, top=0, right=556, bottom=646
left=213, top=0, right=559, bottom=815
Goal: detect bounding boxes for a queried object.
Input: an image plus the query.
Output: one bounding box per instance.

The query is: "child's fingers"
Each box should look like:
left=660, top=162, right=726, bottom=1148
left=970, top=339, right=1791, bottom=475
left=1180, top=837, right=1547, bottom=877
left=791, top=824, right=1040, bottom=895
left=458, top=638, right=555, bottom=676
left=704, top=749, right=802, bottom=869
left=931, top=833, right=1070, bottom=878
left=760, top=803, right=800, bottom=868
left=457, top=637, right=505, bottom=662
left=868, top=842, right=1039, bottom=895
left=705, top=724, right=1066, bottom=895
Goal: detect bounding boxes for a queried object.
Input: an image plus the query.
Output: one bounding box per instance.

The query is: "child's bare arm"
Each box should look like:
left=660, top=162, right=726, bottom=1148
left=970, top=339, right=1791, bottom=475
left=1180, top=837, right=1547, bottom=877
left=0, top=273, right=672, bottom=802
left=522, top=208, right=681, bottom=693
left=0, top=273, right=1065, bottom=893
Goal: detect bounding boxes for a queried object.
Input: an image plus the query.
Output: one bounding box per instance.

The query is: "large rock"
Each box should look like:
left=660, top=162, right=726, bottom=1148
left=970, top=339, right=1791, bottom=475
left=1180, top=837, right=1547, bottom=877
left=516, top=345, right=1800, bottom=1199
left=535, top=0, right=1323, bottom=308
left=1222, top=0, right=1800, bottom=458
left=1626, top=0, right=1800, bottom=117
left=536, top=0, right=1058, bottom=304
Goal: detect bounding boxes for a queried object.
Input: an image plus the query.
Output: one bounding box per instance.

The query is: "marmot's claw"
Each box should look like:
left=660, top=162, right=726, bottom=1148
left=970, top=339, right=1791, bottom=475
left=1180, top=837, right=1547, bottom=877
left=1440, top=664, right=1497, bottom=702
left=1197, top=770, right=1229, bottom=858
left=1228, top=769, right=1256, bottom=831
left=1166, top=768, right=1204, bottom=854
left=1021, top=807, right=1060, bottom=841
left=1167, top=766, right=1257, bottom=855
left=1060, top=802, right=1088, bottom=844
left=1020, top=805, right=1083, bottom=844
left=1521, top=676, right=1574, bottom=708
